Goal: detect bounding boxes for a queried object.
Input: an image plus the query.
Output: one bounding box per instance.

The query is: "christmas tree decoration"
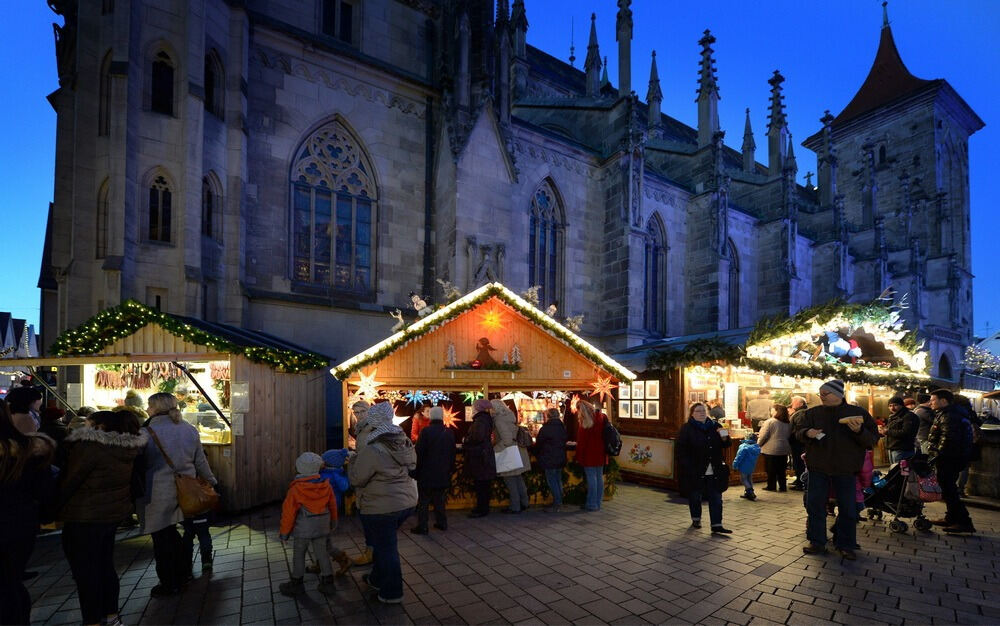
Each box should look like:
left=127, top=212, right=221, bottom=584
left=436, top=279, right=462, bottom=303
left=589, top=375, right=615, bottom=404
left=521, top=285, right=541, bottom=306
left=510, top=343, right=522, bottom=365
left=565, top=314, right=584, bottom=333
left=446, top=342, right=458, bottom=368
left=352, top=369, right=385, bottom=400
left=502, top=351, right=510, bottom=365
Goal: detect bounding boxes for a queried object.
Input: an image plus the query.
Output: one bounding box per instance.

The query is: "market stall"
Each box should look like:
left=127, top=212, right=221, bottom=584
left=612, top=300, right=933, bottom=488
left=331, top=282, right=636, bottom=508
left=3, top=300, right=330, bottom=510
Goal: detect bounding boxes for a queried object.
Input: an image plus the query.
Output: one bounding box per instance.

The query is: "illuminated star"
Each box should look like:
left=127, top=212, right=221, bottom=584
left=404, top=390, right=428, bottom=408
left=589, top=375, right=615, bottom=404
left=442, top=405, right=461, bottom=429
left=353, top=369, right=385, bottom=400
left=461, top=390, right=484, bottom=404
left=501, top=391, right=532, bottom=405
left=570, top=394, right=580, bottom=415
left=478, top=307, right=506, bottom=331
left=391, top=405, right=409, bottom=427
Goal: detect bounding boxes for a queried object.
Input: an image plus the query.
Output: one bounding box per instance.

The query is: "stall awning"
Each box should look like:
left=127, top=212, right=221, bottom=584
left=613, top=328, right=751, bottom=372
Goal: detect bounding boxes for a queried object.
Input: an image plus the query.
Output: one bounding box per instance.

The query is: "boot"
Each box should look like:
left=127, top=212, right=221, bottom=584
left=317, top=575, right=337, bottom=595
left=351, top=547, right=373, bottom=566
left=334, top=553, right=352, bottom=576
left=279, top=577, right=305, bottom=597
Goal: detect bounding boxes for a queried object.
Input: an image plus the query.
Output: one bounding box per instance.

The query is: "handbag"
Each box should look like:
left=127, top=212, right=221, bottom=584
left=148, top=426, right=219, bottom=516
left=494, top=445, right=524, bottom=474
left=917, top=474, right=943, bottom=502
left=715, top=460, right=730, bottom=493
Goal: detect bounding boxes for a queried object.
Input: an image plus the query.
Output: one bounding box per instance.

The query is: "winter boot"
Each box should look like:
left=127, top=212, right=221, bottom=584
left=334, top=553, right=352, bottom=576
left=317, top=575, right=337, bottom=595
left=279, top=577, right=305, bottom=597
left=351, top=547, right=373, bottom=566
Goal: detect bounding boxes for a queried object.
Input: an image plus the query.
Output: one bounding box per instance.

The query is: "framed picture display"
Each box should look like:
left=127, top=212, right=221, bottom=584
left=645, top=400, right=659, bottom=420
left=645, top=380, right=660, bottom=400
left=631, top=401, right=644, bottom=419
left=631, top=381, right=645, bottom=399
left=618, top=400, right=631, bottom=418
left=619, top=383, right=631, bottom=400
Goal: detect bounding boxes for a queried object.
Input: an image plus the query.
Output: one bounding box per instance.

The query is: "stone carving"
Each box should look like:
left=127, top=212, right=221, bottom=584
left=49, top=0, right=77, bottom=88
left=466, top=237, right=505, bottom=288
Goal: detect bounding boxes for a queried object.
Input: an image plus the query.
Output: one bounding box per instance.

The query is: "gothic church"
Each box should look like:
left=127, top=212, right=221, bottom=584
left=40, top=0, right=982, bottom=385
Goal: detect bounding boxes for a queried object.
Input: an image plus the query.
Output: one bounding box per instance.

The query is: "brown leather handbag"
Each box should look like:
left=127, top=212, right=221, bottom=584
left=148, top=427, right=219, bottom=516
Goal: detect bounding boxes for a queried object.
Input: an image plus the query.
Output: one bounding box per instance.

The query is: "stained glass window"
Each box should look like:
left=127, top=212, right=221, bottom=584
left=528, top=181, right=564, bottom=307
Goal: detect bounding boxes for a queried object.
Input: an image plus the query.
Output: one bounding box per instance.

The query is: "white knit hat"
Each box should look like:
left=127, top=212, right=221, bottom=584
left=295, top=452, right=323, bottom=475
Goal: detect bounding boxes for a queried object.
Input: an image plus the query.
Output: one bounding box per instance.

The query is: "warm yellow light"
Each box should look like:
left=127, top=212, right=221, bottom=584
left=352, top=369, right=385, bottom=400
left=590, top=375, right=615, bottom=404
left=478, top=307, right=506, bottom=331
left=442, top=406, right=461, bottom=429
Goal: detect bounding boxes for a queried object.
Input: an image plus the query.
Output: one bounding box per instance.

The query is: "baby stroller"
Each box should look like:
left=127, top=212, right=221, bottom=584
left=863, top=454, right=934, bottom=533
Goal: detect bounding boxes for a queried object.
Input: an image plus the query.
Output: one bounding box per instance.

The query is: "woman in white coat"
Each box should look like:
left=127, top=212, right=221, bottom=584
left=492, top=400, right=531, bottom=513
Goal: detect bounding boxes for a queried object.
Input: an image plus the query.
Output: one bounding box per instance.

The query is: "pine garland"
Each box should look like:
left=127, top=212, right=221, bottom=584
left=49, top=300, right=328, bottom=373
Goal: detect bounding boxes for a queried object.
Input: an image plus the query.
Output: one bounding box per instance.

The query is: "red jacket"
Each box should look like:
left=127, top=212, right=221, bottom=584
left=575, top=411, right=607, bottom=467
left=410, top=415, right=430, bottom=443
left=279, top=475, right=338, bottom=537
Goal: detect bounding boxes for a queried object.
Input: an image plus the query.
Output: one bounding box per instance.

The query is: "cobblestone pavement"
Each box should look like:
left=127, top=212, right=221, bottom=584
left=26, top=483, right=1000, bottom=625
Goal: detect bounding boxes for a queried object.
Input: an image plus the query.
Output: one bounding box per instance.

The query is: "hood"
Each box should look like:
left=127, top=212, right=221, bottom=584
left=65, top=426, right=148, bottom=449
left=373, top=432, right=417, bottom=467
left=289, top=475, right=334, bottom=513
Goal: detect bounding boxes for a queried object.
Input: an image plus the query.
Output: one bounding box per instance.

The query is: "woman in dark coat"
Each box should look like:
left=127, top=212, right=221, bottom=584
left=463, top=398, right=496, bottom=518
left=675, top=402, right=732, bottom=534
left=57, top=410, right=147, bottom=626
left=534, top=408, right=567, bottom=512
left=0, top=398, right=56, bottom=625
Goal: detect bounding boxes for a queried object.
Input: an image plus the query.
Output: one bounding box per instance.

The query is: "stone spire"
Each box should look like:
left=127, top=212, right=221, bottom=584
left=457, top=9, right=471, bottom=109
left=816, top=110, right=837, bottom=206
left=785, top=133, right=797, bottom=174
left=616, top=0, right=633, bottom=96
left=742, top=108, right=756, bottom=173
left=496, top=0, right=512, bottom=125
left=646, top=50, right=662, bottom=128
left=766, top=70, right=789, bottom=175
left=584, top=13, right=601, bottom=97
left=696, top=30, right=720, bottom=148
left=883, top=0, right=889, bottom=28
left=511, top=0, right=528, bottom=58
left=601, top=56, right=609, bottom=89
left=496, top=0, right=508, bottom=25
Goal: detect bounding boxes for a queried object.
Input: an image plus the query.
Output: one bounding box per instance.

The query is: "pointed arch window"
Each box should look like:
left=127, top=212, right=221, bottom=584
left=147, top=175, right=172, bottom=243
left=204, top=50, right=224, bottom=119
left=96, top=179, right=109, bottom=259
left=644, top=216, right=666, bottom=334
left=150, top=51, right=175, bottom=115
left=727, top=240, right=740, bottom=329
left=99, top=51, right=112, bottom=136
left=202, top=174, right=222, bottom=240
left=528, top=181, right=565, bottom=308
left=291, top=119, right=377, bottom=294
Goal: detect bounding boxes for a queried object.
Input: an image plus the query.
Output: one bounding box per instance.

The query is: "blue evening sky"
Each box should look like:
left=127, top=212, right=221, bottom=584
left=1, top=1, right=997, bottom=340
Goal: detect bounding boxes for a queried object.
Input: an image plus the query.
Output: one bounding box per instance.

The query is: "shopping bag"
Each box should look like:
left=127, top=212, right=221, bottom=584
left=494, top=445, right=524, bottom=474
left=917, top=474, right=943, bottom=502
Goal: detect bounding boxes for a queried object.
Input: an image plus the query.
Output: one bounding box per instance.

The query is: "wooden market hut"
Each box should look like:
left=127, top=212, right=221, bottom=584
left=4, top=300, right=330, bottom=510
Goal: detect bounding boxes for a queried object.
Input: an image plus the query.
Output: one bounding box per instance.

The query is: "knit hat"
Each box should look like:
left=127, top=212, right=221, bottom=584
left=820, top=379, right=845, bottom=398
left=429, top=406, right=444, bottom=421
left=322, top=449, right=349, bottom=468
left=746, top=432, right=758, bottom=442
left=352, top=400, right=370, bottom=414
left=366, top=401, right=394, bottom=424
left=295, top=452, right=323, bottom=475
left=888, top=396, right=904, bottom=406
left=473, top=398, right=492, bottom=413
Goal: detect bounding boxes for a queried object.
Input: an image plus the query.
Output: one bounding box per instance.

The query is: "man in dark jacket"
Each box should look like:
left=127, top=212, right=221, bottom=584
left=926, top=389, right=976, bottom=534
left=788, top=396, right=808, bottom=490
left=464, top=399, right=496, bottom=518
left=411, top=407, right=456, bottom=534
left=534, top=408, right=567, bottom=512
left=911, top=393, right=935, bottom=450
left=883, top=396, right=919, bottom=464
left=794, top=379, right=879, bottom=560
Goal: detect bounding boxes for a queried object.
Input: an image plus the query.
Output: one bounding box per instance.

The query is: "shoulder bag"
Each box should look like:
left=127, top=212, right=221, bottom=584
left=148, top=427, right=219, bottom=517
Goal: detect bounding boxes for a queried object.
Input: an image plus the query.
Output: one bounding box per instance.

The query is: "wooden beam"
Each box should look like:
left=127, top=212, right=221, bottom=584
left=1, top=354, right=231, bottom=367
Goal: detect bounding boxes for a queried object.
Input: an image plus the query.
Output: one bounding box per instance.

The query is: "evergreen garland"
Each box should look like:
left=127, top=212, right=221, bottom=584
left=49, top=300, right=329, bottom=373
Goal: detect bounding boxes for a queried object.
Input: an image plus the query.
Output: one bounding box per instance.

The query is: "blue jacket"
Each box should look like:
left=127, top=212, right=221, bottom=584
left=732, top=439, right=761, bottom=474
left=319, top=467, right=350, bottom=514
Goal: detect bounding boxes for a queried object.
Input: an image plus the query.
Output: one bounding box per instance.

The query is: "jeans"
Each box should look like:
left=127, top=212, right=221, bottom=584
left=0, top=532, right=36, bottom=625
left=790, top=440, right=805, bottom=481
left=415, top=486, right=448, bottom=529
left=361, top=508, right=413, bottom=601
left=936, top=460, right=972, bottom=527
left=805, top=469, right=857, bottom=550
left=740, top=472, right=754, bottom=493
left=62, top=522, right=120, bottom=624
left=472, top=479, right=492, bottom=514
left=292, top=535, right=331, bottom=578
left=544, top=468, right=564, bottom=506
left=889, top=449, right=914, bottom=464
left=688, top=476, right=723, bottom=526
left=503, top=475, right=529, bottom=511
left=764, top=454, right=788, bottom=490
left=181, top=514, right=214, bottom=571
left=151, top=524, right=186, bottom=589
left=583, top=466, right=604, bottom=511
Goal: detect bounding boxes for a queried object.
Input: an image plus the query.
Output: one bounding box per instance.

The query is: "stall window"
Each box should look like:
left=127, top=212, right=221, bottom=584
left=528, top=179, right=565, bottom=309
left=643, top=215, right=666, bottom=335
left=290, top=118, right=377, bottom=295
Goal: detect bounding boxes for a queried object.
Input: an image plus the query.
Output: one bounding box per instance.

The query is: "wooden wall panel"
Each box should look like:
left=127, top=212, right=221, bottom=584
left=101, top=325, right=212, bottom=357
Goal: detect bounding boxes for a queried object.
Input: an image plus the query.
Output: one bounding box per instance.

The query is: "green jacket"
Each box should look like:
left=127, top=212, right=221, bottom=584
left=793, top=401, right=880, bottom=476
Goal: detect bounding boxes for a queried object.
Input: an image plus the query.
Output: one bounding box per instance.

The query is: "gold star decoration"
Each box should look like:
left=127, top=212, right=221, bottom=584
left=478, top=306, right=506, bottom=331
left=353, top=369, right=385, bottom=401
left=589, top=375, right=615, bottom=404
left=442, top=405, right=461, bottom=429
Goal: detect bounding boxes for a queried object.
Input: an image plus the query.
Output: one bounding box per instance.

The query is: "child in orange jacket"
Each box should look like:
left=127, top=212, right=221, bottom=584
left=278, top=452, right=338, bottom=596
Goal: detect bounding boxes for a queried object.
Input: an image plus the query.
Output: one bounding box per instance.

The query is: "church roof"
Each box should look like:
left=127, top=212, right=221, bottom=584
left=831, top=22, right=937, bottom=127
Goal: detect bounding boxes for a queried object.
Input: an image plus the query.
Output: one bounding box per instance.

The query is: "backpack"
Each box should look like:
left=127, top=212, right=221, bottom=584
left=602, top=415, right=622, bottom=457
left=515, top=425, right=533, bottom=448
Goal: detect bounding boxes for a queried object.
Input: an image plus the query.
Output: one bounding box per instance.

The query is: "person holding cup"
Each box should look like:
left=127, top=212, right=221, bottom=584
left=675, top=402, right=733, bottom=534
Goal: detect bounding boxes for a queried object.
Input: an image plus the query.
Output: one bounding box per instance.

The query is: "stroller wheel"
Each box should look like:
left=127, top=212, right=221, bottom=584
left=889, top=520, right=908, bottom=533
left=914, top=517, right=932, bottom=532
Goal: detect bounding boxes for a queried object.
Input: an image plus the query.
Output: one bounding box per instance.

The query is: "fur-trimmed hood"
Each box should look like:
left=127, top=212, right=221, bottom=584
left=65, top=426, right=148, bottom=449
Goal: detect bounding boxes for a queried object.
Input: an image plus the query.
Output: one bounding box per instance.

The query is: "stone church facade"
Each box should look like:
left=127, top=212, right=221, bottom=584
left=40, top=0, right=981, bottom=383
